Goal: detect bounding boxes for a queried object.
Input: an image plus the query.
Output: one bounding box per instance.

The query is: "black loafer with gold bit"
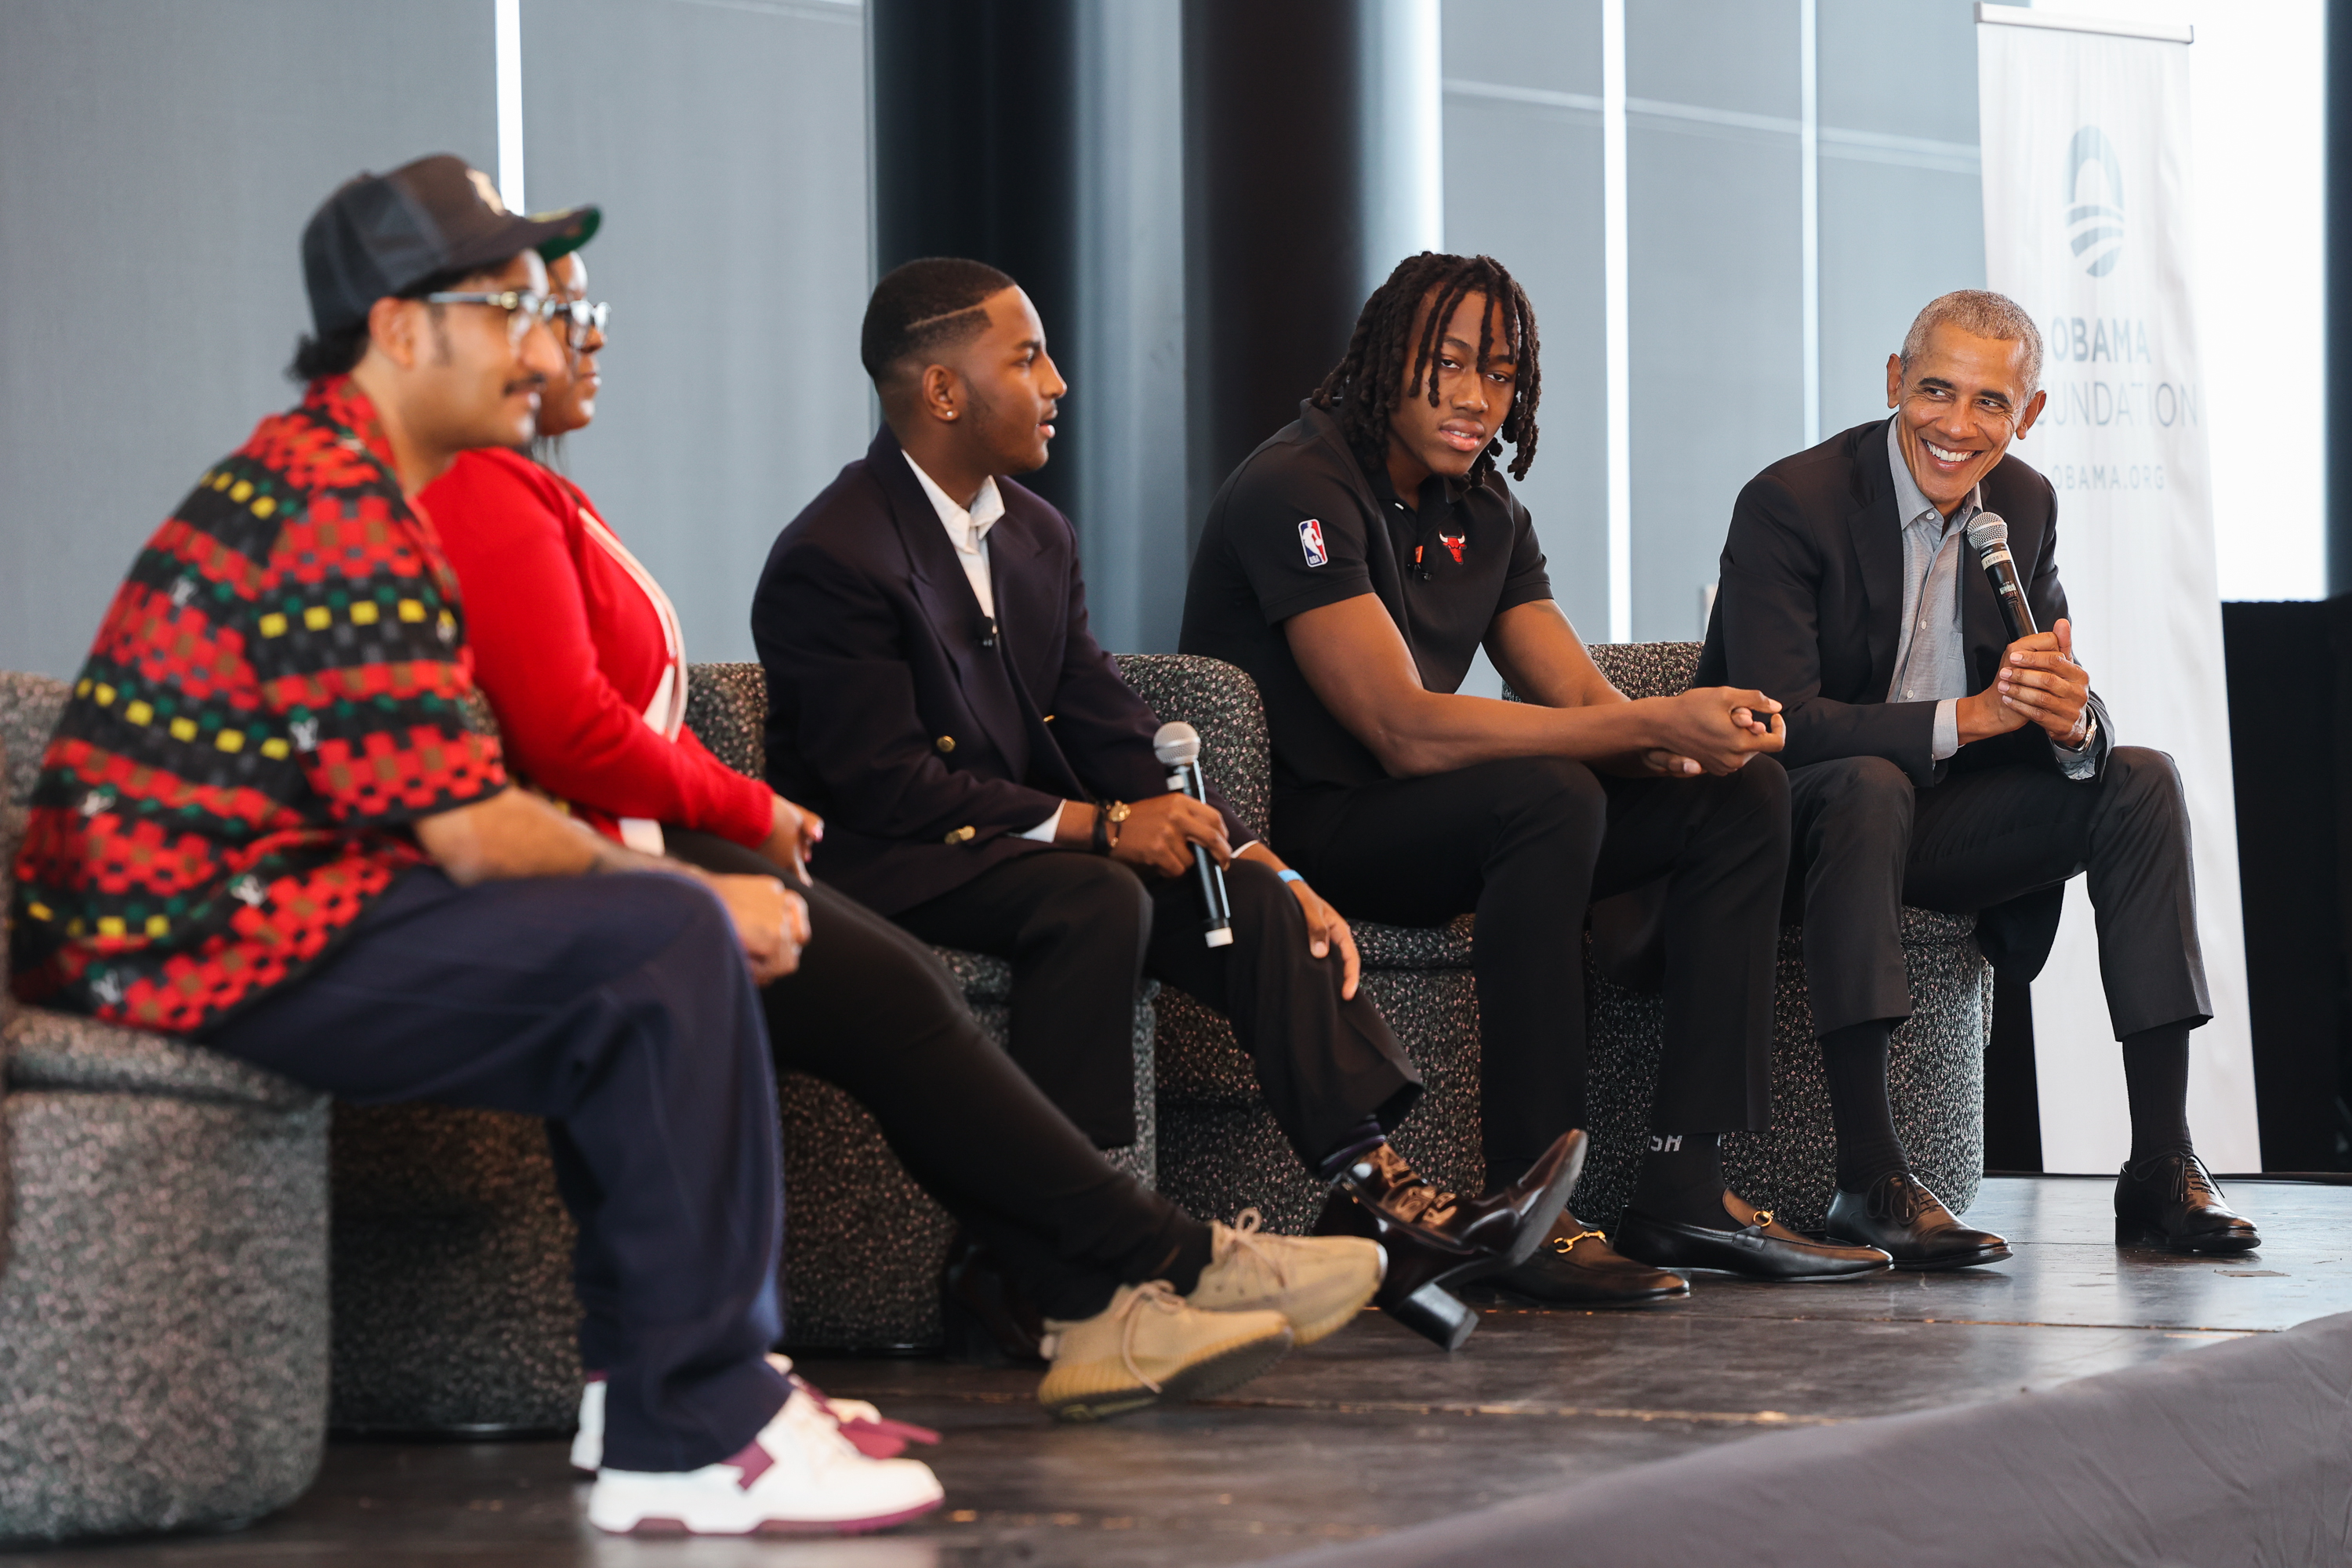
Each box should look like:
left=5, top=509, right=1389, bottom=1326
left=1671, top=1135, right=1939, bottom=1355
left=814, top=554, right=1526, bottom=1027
left=1471, top=1209, right=1690, bottom=1306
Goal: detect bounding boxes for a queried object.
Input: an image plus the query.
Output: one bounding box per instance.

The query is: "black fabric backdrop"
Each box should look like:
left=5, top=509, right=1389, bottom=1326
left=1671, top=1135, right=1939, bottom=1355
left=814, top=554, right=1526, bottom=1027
left=1987, top=601, right=2351, bottom=1171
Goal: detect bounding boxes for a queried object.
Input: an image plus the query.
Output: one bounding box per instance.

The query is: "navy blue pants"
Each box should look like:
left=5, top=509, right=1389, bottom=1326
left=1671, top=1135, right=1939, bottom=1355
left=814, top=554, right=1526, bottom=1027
left=204, top=866, right=788, bottom=1473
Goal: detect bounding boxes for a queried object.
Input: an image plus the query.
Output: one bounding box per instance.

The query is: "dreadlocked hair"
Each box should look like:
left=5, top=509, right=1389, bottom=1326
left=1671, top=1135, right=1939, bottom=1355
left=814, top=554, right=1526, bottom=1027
left=1311, top=252, right=1541, bottom=487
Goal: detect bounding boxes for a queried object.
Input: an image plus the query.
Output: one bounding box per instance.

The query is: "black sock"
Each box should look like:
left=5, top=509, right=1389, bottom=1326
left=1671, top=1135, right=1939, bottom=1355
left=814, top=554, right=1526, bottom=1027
left=1152, top=1222, right=1218, bottom=1297
left=1630, top=1131, right=1730, bottom=1227
left=2122, top=1023, right=2194, bottom=1165
left=1316, top=1116, right=1388, bottom=1181
left=1822, top=1020, right=1909, bottom=1190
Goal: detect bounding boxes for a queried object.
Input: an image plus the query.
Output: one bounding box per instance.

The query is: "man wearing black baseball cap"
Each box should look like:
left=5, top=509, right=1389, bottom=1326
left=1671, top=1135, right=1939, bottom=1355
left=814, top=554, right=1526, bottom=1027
left=11, top=154, right=943, bottom=1536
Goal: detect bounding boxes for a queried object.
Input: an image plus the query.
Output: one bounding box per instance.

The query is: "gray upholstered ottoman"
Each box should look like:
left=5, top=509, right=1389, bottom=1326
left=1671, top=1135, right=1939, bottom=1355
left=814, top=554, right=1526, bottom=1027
left=326, top=1105, right=579, bottom=1432
left=1573, top=641, right=1990, bottom=1232
left=2, top=672, right=330, bottom=1542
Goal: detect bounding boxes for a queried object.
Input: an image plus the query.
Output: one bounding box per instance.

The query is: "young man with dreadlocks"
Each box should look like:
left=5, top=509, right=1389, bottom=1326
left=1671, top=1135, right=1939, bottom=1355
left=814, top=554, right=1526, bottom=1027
left=1181, top=252, right=1892, bottom=1298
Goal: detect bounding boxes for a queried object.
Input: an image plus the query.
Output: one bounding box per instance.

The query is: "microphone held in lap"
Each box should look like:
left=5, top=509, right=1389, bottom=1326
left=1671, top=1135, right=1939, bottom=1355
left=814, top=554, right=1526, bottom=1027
left=1965, top=512, right=2039, bottom=642
left=1152, top=721, right=1234, bottom=949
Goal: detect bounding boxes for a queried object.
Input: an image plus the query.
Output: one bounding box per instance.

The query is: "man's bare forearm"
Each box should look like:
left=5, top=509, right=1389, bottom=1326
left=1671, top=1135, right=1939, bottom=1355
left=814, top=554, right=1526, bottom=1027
left=1352, top=688, right=1663, bottom=776
left=416, top=788, right=702, bottom=885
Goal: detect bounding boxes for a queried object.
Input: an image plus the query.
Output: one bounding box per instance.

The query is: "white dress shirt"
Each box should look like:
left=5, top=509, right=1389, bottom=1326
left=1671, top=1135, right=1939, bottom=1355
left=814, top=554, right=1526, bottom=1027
left=904, top=454, right=1060, bottom=841
left=906, top=452, right=1007, bottom=618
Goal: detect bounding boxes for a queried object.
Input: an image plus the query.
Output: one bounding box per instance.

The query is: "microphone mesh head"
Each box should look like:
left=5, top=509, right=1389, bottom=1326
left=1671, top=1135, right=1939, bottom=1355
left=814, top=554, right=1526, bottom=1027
left=1152, top=720, right=1200, bottom=766
left=1965, top=513, right=2009, bottom=553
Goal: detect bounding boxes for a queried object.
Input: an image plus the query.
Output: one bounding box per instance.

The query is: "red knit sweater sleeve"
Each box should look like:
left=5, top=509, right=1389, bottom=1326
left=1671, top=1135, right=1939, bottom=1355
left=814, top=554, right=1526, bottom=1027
left=426, top=451, right=775, bottom=847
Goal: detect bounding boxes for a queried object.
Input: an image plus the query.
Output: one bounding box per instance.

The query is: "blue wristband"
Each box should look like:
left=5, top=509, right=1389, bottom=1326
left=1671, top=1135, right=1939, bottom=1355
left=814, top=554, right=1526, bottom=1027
left=1276, top=869, right=1304, bottom=885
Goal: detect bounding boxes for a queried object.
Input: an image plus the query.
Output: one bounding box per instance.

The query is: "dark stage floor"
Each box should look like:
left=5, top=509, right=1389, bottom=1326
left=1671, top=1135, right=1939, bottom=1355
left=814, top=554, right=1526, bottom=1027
left=13, top=1176, right=2349, bottom=1567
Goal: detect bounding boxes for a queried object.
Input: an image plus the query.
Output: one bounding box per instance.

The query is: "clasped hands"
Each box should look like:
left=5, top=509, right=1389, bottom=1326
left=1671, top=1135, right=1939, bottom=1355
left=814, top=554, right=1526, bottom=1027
left=706, top=793, right=826, bottom=985
left=1956, top=617, right=2091, bottom=747
left=1633, top=687, right=1786, bottom=777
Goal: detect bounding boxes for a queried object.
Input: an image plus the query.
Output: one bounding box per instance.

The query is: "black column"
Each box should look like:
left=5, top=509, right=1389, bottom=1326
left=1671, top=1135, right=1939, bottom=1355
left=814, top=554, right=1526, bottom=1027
left=2332, top=0, right=2352, bottom=594
left=1182, top=0, right=1378, bottom=545
left=869, top=0, right=1080, bottom=515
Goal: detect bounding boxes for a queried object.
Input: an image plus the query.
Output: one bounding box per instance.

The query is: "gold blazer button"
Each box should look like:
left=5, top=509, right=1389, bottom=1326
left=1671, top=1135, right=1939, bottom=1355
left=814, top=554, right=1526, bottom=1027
left=944, top=825, right=976, bottom=844
left=935, top=735, right=956, bottom=753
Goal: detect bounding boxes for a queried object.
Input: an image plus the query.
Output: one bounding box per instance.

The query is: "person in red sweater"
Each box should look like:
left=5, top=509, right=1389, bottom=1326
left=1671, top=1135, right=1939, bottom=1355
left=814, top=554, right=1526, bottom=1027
left=420, top=247, right=1382, bottom=1425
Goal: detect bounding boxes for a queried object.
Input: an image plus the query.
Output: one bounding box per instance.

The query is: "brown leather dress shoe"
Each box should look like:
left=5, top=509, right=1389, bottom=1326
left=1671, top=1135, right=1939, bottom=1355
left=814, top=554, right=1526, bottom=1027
left=1314, top=1130, right=1588, bottom=1349
left=2115, top=1152, right=2260, bottom=1254
left=1472, top=1209, right=1690, bottom=1306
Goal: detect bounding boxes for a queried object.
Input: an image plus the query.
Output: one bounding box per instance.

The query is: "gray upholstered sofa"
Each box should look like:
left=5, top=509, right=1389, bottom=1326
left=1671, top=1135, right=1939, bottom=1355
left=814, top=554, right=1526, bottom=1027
left=1124, top=644, right=1991, bottom=1236
left=323, top=662, right=1160, bottom=1426
left=1, top=673, right=330, bottom=1544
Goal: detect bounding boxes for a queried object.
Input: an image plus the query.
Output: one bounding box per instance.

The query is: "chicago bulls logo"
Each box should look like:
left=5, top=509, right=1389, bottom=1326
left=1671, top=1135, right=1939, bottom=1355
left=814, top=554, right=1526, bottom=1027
left=1439, top=533, right=1466, bottom=564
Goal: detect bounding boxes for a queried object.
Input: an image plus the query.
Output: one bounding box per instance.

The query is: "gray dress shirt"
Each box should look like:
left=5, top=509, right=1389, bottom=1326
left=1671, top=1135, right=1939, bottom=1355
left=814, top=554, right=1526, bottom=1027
left=1882, top=419, right=2095, bottom=779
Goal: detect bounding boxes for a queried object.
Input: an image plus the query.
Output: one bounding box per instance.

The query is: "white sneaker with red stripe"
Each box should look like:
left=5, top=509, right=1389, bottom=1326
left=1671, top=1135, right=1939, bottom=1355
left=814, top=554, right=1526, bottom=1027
left=586, top=1384, right=944, bottom=1537
left=571, top=1354, right=935, bottom=1476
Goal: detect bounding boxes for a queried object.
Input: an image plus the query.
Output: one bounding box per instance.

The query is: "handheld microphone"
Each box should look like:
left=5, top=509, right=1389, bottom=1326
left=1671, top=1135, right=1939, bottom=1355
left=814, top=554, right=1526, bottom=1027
left=1151, top=721, right=1234, bottom=949
left=1964, top=513, right=2039, bottom=642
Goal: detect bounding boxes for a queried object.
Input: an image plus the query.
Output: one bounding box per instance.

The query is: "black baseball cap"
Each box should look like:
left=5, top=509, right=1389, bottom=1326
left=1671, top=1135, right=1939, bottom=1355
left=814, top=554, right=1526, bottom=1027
left=300, top=153, right=601, bottom=337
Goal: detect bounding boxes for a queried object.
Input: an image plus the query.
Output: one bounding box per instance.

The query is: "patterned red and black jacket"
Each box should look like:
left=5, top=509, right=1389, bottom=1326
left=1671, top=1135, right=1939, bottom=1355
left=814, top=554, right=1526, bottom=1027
left=9, top=376, right=508, bottom=1033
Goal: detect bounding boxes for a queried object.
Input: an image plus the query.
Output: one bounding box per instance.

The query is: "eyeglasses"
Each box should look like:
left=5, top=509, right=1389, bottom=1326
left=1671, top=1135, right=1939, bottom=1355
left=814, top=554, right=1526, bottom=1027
left=554, top=299, right=611, bottom=350
left=423, top=289, right=564, bottom=346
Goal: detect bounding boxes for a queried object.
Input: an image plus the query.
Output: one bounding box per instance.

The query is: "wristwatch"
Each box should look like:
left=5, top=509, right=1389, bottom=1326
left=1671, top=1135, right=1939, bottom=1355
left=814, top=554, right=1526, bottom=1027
left=1091, top=800, right=1131, bottom=855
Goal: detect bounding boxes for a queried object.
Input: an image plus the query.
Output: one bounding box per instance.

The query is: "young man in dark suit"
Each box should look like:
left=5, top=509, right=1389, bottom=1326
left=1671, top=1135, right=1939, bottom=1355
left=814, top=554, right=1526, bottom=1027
left=1700, top=289, right=2259, bottom=1261
left=752, top=259, right=1587, bottom=1349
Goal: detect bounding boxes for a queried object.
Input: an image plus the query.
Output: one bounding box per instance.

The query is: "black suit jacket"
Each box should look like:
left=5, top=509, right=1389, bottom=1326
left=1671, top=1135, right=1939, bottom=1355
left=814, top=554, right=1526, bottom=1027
left=752, top=426, right=1247, bottom=917
left=1695, top=417, right=2113, bottom=976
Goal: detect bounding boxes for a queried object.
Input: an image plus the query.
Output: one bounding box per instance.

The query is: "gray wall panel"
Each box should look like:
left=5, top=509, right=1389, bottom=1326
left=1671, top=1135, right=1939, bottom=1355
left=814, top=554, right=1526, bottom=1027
left=1443, top=0, right=1600, bottom=96
left=1819, top=0, right=1981, bottom=144
left=1625, top=111, right=1804, bottom=637
left=1443, top=0, right=1606, bottom=664
left=1440, top=93, right=1610, bottom=639
left=521, top=0, right=869, bottom=665
left=1071, top=0, right=1189, bottom=655
left=0, top=0, right=496, bottom=677
left=1819, top=159, right=1985, bottom=437
left=1627, top=0, right=1800, bottom=121
left=1817, top=0, right=1985, bottom=437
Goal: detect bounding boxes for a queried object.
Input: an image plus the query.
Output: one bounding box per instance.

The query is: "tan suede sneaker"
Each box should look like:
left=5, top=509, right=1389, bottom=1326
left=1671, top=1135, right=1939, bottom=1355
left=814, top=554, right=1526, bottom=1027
left=1189, top=1209, right=1385, bottom=1346
left=1037, top=1281, right=1293, bottom=1422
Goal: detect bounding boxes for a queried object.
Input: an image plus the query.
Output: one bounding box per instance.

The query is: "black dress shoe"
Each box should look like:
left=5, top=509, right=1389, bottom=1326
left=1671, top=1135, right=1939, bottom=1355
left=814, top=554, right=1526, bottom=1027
left=2115, top=1152, right=2260, bottom=1254
left=1824, top=1173, right=2012, bottom=1271
left=1615, top=1191, right=1891, bottom=1282
left=1472, top=1209, right=1690, bottom=1307
left=1313, top=1130, right=1588, bottom=1350
left=940, top=1234, right=1047, bottom=1365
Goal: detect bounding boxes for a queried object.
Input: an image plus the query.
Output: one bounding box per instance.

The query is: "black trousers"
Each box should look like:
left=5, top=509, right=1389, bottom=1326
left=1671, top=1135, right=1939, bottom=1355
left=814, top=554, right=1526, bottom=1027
left=1787, top=748, right=2211, bottom=1040
left=663, top=832, right=1210, bottom=1321
left=892, top=850, right=1423, bottom=1170
left=204, top=867, right=787, bottom=1475
left=1276, top=757, right=1788, bottom=1173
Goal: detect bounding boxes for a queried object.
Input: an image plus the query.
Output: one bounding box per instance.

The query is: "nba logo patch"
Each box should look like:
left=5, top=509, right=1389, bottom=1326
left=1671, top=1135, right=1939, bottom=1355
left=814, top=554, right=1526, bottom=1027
left=1298, top=517, right=1329, bottom=567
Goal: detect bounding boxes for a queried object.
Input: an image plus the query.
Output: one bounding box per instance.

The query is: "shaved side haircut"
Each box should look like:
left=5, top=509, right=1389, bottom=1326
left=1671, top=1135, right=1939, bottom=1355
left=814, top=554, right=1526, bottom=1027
left=860, top=257, right=1018, bottom=388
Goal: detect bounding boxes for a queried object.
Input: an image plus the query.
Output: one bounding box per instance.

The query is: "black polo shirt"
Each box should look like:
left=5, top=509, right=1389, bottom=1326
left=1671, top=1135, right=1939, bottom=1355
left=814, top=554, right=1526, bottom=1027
left=1178, top=400, right=1553, bottom=797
